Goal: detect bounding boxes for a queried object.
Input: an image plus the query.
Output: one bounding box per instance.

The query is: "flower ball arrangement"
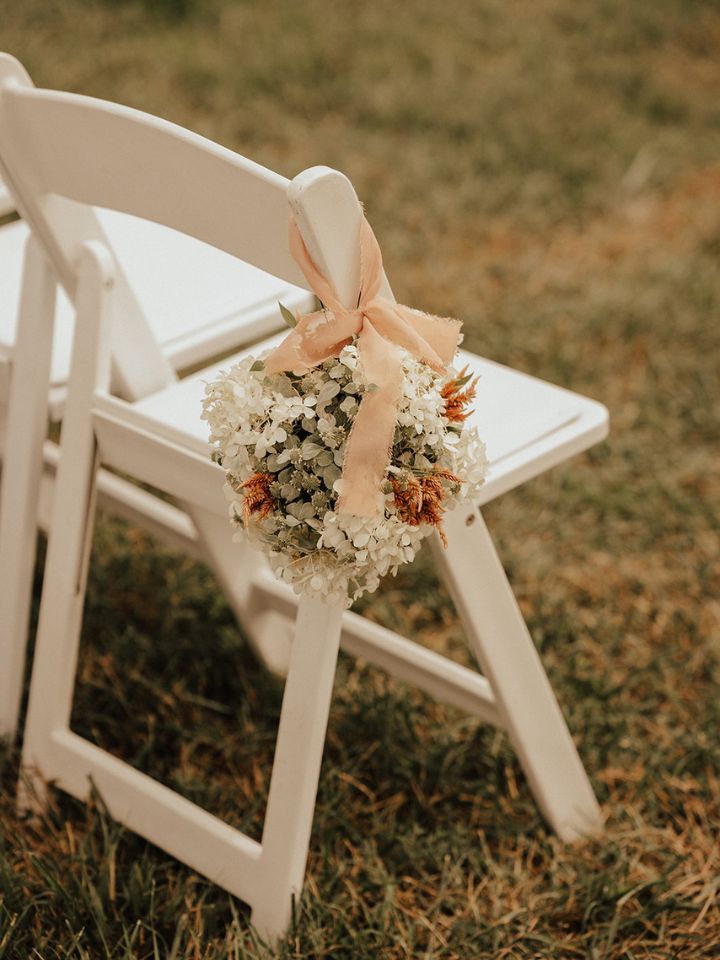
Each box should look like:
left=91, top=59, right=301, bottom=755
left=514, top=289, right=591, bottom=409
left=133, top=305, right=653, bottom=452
left=202, top=217, right=488, bottom=607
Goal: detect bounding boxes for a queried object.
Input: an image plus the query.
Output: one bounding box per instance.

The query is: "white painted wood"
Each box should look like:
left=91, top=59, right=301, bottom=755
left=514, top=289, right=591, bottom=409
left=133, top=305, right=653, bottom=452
left=0, top=219, right=76, bottom=389
left=132, top=338, right=608, bottom=501
left=37, top=440, right=202, bottom=556
left=46, top=728, right=263, bottom=906
left=0, top=235, right=56, bottom=739
left=92, top=405, right=223, bottom=510
left=0, top=218, right=310, bottom=400
left=90, top=410, right=290, bottom=667
left=93, top=208, right=311, bottom=371
left=0, top=56, right=306, bottom=291
left=20, top=244, right=287, bottom=915
left=291, top=169, right=603, bottom=842
left=0, top=49, right=309, bottom=402
left=289, top=167, right=393, bottom=308
left=0, top=52, right=313, bottom=720
left=340, top=616, right=500, bottom=724
left=19, top=241, right=115, bottom=809
left=0, top=71, right=176, bottom=401
left=94, top=468, right=200, bottom=554
left=184, top=502, right=296, bottom=676
left=252, top=596, right=344, bottom=941
left=11, top=68, right=609, bottom=941
left=253, top=571, right=502, bottom=726
left=19, top=245, right=342, bottom=936
left=435, top=507, right=602, bottom=841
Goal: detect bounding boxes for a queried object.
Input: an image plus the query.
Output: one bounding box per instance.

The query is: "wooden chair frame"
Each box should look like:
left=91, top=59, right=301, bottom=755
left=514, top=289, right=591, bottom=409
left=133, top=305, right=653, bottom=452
left=0, top=54, right=314, bottom=739
left=0, top=54, right=607, bottom=941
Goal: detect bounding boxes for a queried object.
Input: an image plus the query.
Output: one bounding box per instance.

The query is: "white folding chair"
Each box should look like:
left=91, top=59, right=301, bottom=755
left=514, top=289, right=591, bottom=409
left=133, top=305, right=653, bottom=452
left=2, top=62, right=608, bottom=942
left=0, top=54, right=315, bottom=738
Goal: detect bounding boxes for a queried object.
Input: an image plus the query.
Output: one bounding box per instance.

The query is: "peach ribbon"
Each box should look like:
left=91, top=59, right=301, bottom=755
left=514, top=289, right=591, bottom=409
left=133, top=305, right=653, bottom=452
left=266, top=215, right=462, bottom=517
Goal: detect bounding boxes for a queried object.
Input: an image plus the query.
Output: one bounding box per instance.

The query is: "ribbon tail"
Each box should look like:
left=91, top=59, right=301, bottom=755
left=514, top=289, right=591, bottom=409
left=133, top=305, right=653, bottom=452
left=363, top=300, right=445, bottom=373
left=336, top=320, right=404, bottom=517
left=393, top=304, right=463, bottom=367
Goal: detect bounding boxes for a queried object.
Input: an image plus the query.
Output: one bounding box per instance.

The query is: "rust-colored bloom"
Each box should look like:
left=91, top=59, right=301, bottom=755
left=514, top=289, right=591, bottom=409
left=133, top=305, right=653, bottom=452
left=390, top=474, right=423, bottom=524
left=441, top=365, right=478, bottom=423
left=240, top=472, right=276, bottom=523
left=390, top=469, right=461, bottom=547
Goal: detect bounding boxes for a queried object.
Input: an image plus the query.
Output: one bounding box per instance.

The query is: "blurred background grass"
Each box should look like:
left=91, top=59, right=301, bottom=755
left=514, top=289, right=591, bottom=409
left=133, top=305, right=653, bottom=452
left=0, top=0, right=718, bottom=957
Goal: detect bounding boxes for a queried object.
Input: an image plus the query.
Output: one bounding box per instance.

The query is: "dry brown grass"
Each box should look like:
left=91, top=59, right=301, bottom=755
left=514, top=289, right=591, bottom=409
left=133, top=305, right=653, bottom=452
left=0, top=0, right=718, bottom=956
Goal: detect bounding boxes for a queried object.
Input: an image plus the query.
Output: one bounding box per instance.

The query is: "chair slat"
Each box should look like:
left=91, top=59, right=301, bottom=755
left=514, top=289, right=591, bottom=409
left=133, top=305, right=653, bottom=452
left=1, top=85, right=307, bottom=288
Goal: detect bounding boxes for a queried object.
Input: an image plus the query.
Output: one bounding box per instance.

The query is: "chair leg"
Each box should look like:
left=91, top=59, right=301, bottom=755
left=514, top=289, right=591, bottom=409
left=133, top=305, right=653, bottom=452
left=436, top=505, right=602, bottom=841
left=186, top=503, right=294, bottom=677
left=250, top=595, right=344, bottom=943
left=0, top=236, right=57, bottom=741
left=19, top=241, right=114, bottom=811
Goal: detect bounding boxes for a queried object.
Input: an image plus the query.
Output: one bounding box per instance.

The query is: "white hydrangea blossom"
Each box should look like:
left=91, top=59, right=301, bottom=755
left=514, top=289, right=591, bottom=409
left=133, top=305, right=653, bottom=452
left=202, top=342, right=487, bottom=606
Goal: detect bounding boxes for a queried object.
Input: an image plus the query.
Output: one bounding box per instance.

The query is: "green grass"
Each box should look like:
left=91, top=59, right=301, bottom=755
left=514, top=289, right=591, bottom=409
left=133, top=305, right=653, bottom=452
left=1, top=0, right=719, bottom=956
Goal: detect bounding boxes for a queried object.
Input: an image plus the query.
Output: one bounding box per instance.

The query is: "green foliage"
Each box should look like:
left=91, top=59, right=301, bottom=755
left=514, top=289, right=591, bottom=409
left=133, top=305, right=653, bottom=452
left=278, top=303, right=298, bottom=330
left=0, top=0, right=719, bottom=955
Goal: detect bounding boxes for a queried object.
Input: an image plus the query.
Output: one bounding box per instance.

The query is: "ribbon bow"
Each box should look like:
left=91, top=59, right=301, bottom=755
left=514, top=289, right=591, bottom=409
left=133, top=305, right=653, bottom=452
left=266, top=214, right=462, bottom=517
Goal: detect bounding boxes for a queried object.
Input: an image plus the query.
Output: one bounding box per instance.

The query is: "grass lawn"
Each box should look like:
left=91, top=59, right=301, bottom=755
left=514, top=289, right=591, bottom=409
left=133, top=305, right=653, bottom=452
left=0, top=0, right=719, bottom=956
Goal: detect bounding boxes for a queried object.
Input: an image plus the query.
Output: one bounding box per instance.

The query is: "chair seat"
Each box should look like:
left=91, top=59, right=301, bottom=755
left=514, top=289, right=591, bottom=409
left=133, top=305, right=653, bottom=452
left=132, top=337, right=609, bottom=506
left=0, top=213, right=312, bottom=390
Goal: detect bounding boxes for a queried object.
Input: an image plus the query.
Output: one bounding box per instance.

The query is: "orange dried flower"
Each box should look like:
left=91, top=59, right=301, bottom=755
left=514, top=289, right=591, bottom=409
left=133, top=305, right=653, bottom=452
left=441, top=365, right=478, bottom=423
left=390, top=469, right=461, bottom=547
left=390, top=474, right=423, bottom=525
left=433, top=468, right=462, bottom=485
left=240, top=472, right=276, bottom=523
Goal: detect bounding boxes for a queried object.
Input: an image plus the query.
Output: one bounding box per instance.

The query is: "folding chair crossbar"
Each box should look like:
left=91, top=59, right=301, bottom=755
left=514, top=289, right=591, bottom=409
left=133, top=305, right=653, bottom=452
left=251, top=570, right=503, bottom=726
left=23, top=591, right=347, bottom=935
left=38, top=439, right=202, bottom=556
left=27, top=728, right=264, bottom=906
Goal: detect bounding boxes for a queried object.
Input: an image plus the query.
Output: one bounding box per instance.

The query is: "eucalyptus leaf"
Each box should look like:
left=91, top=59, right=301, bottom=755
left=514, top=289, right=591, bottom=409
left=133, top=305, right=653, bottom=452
left=279, top=302, right=297, bottom=328
left=301, top=441, right=324, bottom=460
left=322, top=464, right=342, bottom=488
left=317, top=380, right=341, bottom=404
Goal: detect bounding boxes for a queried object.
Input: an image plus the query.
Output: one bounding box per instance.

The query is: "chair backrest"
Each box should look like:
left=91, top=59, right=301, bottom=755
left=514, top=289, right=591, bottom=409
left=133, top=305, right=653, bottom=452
left=0, top=54, right=382, bottom=398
